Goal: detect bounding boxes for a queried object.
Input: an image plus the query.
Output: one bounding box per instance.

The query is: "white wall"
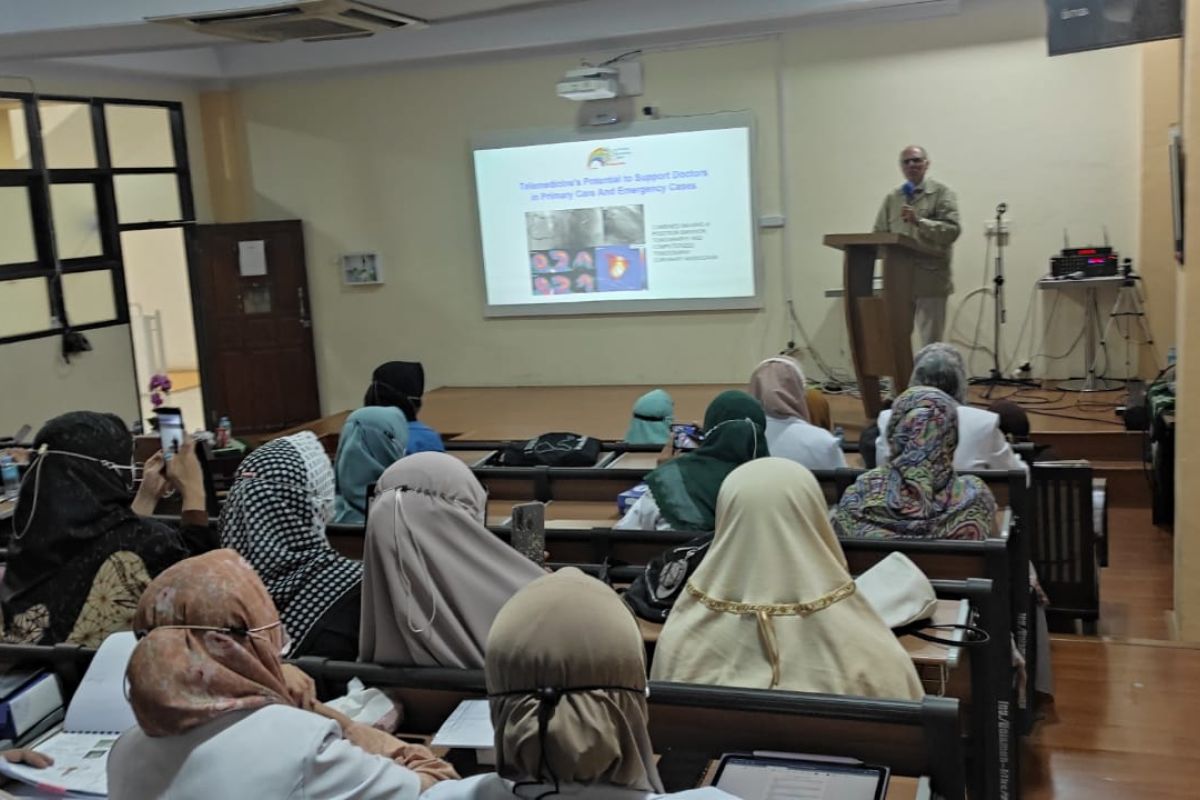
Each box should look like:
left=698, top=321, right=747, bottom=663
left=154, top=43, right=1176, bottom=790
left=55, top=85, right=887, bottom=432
left=0, top=68, right=209, bottom=434
left=234, top=0, right=1140, bottom=414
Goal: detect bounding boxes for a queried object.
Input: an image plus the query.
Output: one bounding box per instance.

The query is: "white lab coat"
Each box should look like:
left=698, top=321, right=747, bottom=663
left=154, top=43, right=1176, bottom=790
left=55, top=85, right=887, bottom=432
left=875, top=405, right=1028, bottom=476
left=107, top=704, right=421, bottom=800
left=615, top=490, right=673, bottom=531
left=763, top=416, right=847, bottom=471
left=423, top=773, right=733, bottom=800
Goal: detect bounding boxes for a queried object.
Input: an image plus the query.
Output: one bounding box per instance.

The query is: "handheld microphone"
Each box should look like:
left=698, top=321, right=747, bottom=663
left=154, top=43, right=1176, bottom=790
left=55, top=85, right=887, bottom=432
left=902, top=181, right=915, bottom=203
left=996, top=202, right=1007, bottom=215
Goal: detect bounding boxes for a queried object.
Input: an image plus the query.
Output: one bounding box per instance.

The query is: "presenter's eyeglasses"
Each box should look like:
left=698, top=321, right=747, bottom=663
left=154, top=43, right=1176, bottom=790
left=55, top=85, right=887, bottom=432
left=901, top=157, right=926, bottom=165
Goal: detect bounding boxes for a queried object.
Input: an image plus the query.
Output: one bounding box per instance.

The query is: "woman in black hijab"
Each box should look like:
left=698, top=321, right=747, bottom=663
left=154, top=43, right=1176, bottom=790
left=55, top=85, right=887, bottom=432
left=363, top=361, right=445, bottom=453
left=1, top=411, right=218, bottom=646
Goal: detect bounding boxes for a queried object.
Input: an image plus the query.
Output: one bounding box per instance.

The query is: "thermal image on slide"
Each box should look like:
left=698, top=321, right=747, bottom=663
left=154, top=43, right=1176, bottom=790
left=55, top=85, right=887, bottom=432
left=525, top=205, right=648, bottom=296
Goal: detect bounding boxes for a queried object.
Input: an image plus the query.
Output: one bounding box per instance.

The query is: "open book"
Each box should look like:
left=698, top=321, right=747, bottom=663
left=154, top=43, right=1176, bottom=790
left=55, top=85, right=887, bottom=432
left=0, top=632, right=138, bottom=797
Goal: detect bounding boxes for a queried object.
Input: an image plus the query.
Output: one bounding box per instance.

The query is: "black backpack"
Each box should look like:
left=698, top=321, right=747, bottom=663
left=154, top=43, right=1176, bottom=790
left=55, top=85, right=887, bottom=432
left=497, top=432, right=602, bottom=467
left=623, top=534, right=712, bottom=622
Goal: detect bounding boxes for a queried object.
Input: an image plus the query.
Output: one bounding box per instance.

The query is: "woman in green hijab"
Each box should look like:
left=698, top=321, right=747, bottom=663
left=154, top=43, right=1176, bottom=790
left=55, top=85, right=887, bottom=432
left=616, top=390, right=768, bottom=532
left=333, top=407, right=409, bottom=524
left=624, top=389, right=675, bottom=445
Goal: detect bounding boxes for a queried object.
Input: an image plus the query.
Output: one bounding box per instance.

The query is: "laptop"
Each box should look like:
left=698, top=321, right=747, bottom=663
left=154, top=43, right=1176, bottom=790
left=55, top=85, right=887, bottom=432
left=710, top=753, right=889, bottom=800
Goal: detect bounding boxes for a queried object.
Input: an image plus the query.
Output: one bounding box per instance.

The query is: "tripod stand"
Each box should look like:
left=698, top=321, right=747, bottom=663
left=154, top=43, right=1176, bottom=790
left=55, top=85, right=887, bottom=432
left=970, top=202, right=1038, bottom=397
left=1098, top=260, right=1155, bottom=383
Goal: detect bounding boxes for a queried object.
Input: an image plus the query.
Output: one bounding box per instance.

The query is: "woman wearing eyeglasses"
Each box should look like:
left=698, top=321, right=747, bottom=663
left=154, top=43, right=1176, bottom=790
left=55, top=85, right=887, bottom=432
left=109, top=549, right=457, bottom=799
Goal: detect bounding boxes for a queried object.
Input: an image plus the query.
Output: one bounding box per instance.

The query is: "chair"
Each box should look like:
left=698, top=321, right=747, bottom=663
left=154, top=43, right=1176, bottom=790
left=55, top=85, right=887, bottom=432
left=1030, top=463, right=1104, bottom=633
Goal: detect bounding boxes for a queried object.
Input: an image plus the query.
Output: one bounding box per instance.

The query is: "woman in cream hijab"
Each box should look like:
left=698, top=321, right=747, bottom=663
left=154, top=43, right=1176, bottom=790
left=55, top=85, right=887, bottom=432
left=360, top=452, right=545, bottom=668
left=424, top=568, right=731, bottom=800
left=652, top=458, right=923, bottom=700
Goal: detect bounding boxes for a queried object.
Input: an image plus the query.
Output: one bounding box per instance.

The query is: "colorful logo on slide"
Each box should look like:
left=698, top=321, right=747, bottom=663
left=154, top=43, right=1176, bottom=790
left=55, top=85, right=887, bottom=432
left=587, top=147, right=613, bottom=168
left=586, top=146, right=628, bottom=168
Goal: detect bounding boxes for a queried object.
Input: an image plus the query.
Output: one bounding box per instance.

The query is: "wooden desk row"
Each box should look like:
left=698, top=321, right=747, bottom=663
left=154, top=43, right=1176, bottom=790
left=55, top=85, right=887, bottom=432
left=0, top=643, right=963, bottom=799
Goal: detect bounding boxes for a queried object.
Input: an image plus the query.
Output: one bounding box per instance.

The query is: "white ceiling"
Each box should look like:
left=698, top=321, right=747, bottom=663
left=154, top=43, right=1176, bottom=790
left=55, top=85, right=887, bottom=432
left=0, top=0, right=964, bottom=83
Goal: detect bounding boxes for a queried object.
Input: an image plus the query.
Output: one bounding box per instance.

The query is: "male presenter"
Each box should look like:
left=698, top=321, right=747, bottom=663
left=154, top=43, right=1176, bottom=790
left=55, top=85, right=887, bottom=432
left=873, top=145, right=960, bottom=345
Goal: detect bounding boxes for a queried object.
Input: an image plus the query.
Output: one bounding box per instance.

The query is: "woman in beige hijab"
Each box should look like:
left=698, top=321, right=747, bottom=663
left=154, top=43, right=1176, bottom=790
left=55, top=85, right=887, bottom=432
left=424, top=568, right=732, bottom=800
left=651, top=458, right=923, bottom=700
left=748, top=358, right=846, bottom=471
left=359, top=452, right=545, bottom=668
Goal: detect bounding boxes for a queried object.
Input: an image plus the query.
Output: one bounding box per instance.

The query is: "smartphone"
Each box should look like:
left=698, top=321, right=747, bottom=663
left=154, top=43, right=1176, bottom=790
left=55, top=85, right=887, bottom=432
left=510, top=502, right=546, bottom=565
left=154, top=407, right=185, bottom=462
left=670, top=423, right=703, bottom=452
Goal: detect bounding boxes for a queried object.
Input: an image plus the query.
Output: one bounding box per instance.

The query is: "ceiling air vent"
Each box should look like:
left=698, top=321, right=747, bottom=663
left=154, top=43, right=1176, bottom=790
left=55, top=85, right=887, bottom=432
left=148, top=0, right=426, bottom=43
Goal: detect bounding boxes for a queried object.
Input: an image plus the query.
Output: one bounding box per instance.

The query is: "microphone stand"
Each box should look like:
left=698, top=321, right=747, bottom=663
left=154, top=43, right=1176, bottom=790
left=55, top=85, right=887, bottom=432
left=970, top=202, right=1037, bottom=397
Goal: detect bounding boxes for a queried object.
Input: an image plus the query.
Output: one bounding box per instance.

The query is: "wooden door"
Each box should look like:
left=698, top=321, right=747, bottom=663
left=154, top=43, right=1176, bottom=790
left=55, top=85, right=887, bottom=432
left=192, top=220, right=321, bottom=434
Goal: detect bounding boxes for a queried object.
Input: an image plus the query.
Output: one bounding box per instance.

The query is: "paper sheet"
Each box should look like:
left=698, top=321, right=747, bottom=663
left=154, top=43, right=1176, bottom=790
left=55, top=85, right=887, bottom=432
left=0, top=732, right=115, bottom=796
left=238, top=240, right=267, bottom=277
left=430, top=699, right=493, bottom=749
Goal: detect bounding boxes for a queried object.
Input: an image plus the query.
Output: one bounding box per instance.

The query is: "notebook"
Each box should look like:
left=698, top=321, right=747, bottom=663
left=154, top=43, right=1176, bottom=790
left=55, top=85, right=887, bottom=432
left=431, top=699, right=495, bottom=765
left=0, top=632, right=138, bottom=798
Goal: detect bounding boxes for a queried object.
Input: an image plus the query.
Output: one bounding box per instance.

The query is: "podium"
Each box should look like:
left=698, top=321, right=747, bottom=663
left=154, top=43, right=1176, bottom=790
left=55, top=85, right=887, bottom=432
left=823, top=232, right=940, bottom=419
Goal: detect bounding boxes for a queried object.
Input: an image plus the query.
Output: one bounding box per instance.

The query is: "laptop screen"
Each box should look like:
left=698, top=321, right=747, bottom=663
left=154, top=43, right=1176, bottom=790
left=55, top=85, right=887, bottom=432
left=713, top=755, right=888, bottom=800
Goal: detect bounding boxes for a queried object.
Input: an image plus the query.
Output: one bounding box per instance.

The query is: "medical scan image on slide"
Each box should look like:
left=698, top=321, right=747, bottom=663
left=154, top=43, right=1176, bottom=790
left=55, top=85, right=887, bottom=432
left=526, top=205, right=648, bottom=295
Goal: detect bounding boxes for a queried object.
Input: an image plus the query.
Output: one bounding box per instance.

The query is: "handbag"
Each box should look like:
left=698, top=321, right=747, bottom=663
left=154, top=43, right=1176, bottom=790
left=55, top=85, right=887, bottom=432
left=497, top=432, right=602, bottom=467
left=623, top=535, right=711, bottom=622
left=855, top=552, right=989, bottom=647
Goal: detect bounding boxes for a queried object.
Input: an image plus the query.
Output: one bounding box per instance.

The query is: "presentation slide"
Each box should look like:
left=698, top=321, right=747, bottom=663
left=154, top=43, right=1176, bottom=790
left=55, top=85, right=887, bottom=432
left=473, top=115, right=757, bottom=316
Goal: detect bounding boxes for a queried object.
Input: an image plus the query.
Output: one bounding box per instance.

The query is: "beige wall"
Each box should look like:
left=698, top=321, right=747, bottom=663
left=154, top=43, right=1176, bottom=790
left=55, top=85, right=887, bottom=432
left=1139, top=39, right=1181, bottom=376
left=122, top=227, right=199, bottom=371
left=0, top=71, right=209, bottom=434
left=235, top=0, right=1142, bottom=414
left=1174, top=0, right=1200, bottom=642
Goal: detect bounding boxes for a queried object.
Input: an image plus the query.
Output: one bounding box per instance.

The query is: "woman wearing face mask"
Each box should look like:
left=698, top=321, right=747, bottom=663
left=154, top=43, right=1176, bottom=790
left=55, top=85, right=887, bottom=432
left=220, top=432, right=363, bottom=660
left=359, top=452, right=545, bottom=668
left=1, top=411, right=216, bottom=647
left=423, top=568, right=734, bottom=800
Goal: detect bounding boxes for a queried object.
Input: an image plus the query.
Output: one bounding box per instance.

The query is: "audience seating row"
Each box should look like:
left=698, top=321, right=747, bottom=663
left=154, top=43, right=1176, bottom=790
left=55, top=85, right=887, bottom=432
left=0, top=642, right=967, bottom=800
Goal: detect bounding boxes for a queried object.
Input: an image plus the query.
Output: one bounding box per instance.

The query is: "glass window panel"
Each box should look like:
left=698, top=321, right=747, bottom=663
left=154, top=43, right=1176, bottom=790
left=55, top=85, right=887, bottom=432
left=50, top=183, right=103, bottom=259
left=243, top=285, right=272, bottom=314
left=0, top=99, right=30, bottom=169
left=105, top=104, right=175, bottom=168
left=63, top=270, right=116, bottom=326
left=0, top=186, right=37, bottom=265
left=115, top=174, right=182, bottom=224
left=0, top=277, right=53, bottom=338
left=38, top=101, right=96, bottom=169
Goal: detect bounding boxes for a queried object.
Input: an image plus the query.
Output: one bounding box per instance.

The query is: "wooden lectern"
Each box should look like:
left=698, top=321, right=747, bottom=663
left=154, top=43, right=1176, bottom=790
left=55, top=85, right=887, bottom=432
left=823, top=232, right=940, bottom=419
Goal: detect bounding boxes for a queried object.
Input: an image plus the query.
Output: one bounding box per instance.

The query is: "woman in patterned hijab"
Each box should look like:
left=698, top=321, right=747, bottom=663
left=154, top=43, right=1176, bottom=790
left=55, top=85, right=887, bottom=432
left=832, top=387, right=996, bottom=540
left=220, top=432, right=363, bottom=659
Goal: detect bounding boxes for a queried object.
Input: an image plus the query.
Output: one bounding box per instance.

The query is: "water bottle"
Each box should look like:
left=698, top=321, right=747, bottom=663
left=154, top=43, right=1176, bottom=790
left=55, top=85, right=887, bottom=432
left=1, top=455, right=20, bottom=501
left=1167, top=346, right=1177, bottom=366
left=217, top=416, right=233, bottom=449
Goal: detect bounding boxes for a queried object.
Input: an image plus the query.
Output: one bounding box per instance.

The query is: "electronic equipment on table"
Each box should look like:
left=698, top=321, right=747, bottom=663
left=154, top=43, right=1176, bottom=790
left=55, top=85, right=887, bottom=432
left=1050, top=246, right=1119, bottom=278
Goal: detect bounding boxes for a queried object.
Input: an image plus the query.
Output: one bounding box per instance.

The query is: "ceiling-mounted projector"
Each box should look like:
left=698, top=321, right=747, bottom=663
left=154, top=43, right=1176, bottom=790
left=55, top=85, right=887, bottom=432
left=556, top=66, right=619, bottom=101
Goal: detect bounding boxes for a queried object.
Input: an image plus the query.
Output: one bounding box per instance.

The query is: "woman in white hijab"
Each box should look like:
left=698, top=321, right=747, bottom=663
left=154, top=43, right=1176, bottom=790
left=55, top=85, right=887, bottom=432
left=651, top=458, right=923, bottom=700
left=359, top=451, right=545, bottom=669
left=423, top=568, right=732, bottom=800
left=748, top=358, right=846, bottom=471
